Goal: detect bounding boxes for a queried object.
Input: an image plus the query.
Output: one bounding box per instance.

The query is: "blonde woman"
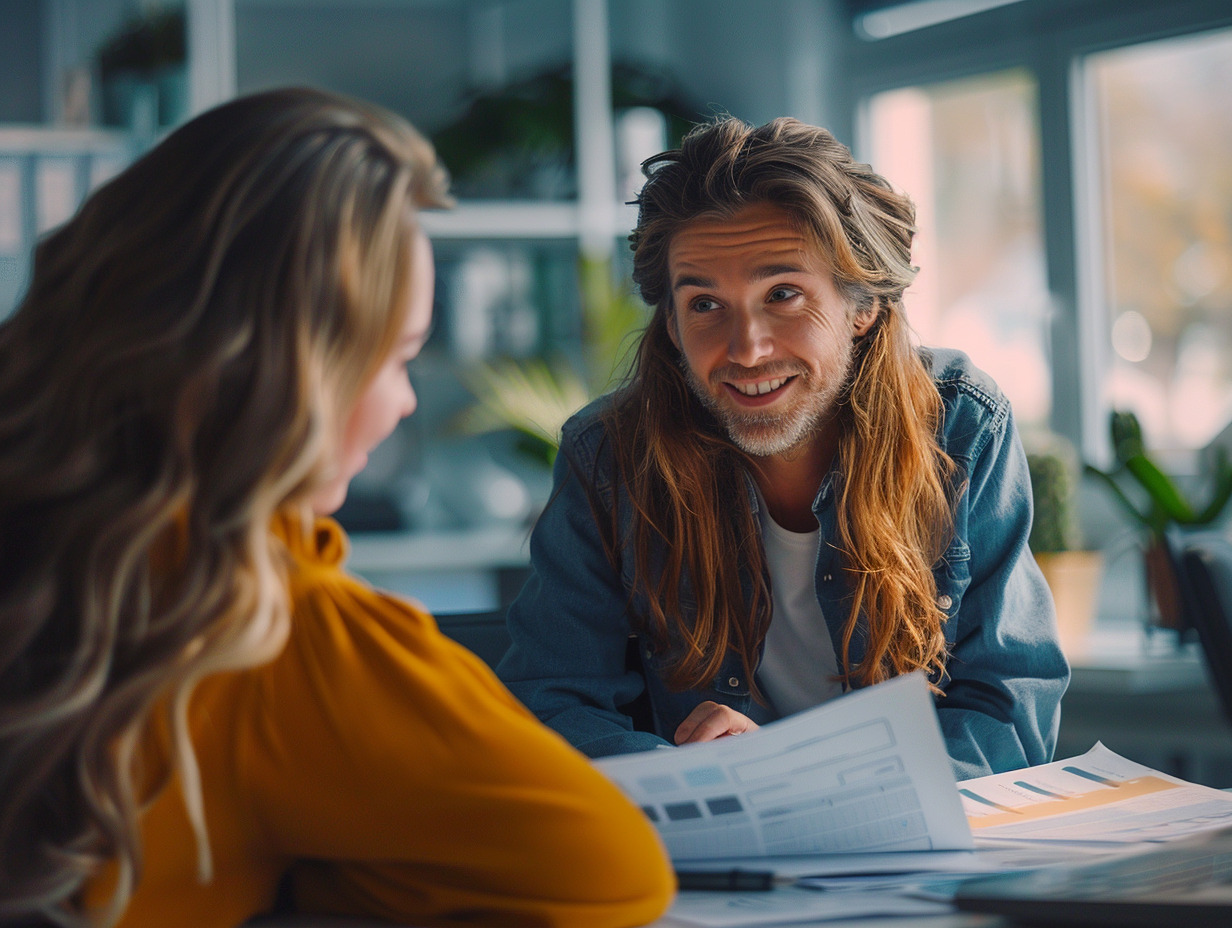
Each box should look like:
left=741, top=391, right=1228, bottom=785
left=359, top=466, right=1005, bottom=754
left=0, top=87, right=672, bottom=928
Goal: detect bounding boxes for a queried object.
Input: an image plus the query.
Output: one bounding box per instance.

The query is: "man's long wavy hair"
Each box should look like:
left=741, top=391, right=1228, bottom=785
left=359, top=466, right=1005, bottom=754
left=605, top=116, right=957, bottom=698
left=0, top=87, right=449, bottom=926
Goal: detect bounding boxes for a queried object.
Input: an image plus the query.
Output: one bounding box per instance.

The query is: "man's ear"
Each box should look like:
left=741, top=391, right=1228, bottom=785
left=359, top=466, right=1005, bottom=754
left=666, top=304, right=681, bottom=350
left=853, top=301, right=880, bottom=338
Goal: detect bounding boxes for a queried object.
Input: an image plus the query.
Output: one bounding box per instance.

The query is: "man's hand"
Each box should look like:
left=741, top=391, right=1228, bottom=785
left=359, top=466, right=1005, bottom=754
left=674, top=702, right=759, bottom=745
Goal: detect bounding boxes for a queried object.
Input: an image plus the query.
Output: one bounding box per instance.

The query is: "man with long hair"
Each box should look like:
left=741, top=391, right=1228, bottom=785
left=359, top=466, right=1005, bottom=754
left=497, top=117, right=1068, bottom=780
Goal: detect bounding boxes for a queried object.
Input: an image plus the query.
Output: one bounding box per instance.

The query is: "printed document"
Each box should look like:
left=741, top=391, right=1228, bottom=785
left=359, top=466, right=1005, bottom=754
left=959, top=741, right=1232, bottom=845
left=594, top=672, right=972, bottom=860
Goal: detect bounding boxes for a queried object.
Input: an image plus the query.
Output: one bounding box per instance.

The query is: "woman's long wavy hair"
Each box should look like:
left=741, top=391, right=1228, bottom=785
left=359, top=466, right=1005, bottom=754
left=606, top=116, right=957, bottom=697
left=0, top=87, right=449, bottom=926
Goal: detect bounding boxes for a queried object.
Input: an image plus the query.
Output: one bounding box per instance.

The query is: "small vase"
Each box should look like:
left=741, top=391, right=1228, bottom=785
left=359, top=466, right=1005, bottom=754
left=1143, top=537, right=1186, bottom=634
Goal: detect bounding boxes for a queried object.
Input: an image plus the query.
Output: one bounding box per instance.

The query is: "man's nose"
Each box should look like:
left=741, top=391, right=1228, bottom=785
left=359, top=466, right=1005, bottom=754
left=727, top=308, right=773, bottom=368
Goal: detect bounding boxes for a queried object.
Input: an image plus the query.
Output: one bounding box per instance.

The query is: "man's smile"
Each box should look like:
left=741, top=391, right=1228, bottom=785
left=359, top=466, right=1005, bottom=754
left=723, top=374, right=798, bottom=405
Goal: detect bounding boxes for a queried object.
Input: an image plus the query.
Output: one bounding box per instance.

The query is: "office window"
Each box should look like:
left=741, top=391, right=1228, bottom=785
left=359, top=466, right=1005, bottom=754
left=866, top=69, right=1051, bottom=431
left=1086, top=28, right=1232, bottom=452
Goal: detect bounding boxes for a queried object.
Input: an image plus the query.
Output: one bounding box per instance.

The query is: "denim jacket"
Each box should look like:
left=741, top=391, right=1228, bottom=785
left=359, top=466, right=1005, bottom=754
left=497, top=348, right=1069, bottom=780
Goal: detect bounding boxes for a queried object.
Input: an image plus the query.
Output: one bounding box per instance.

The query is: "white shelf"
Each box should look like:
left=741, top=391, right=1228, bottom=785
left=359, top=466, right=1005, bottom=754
left=420, top=200, right=639, bottom=241
left=0, top=126, right=132, bottom=153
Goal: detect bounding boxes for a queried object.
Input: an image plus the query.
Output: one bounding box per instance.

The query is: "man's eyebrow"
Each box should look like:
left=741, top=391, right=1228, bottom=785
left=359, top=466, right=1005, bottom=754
left=672, top=274, right=714, bottom=291
left=750, top=263, right=807, bottom=281
left=672, top=264, right=807, bottom=290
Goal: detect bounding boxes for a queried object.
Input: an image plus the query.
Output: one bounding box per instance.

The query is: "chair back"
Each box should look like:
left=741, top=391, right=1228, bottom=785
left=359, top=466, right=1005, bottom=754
left=435, top=610, right=512, bottom=669
left=1179, top=532, right=1232, bottom=726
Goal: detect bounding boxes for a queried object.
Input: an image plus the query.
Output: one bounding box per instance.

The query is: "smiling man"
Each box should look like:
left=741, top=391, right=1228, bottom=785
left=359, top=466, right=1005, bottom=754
left=496, top=117, right=1069, bottom=780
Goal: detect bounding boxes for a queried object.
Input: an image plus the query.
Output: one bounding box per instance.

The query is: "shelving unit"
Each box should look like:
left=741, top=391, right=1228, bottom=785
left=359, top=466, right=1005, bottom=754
left=3, top=0, right=842, bottom=592
left=0, top=126, right=135, bottom=318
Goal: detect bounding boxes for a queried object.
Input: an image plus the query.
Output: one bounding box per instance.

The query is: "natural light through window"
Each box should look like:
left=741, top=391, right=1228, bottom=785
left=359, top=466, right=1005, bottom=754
left=1088, top=28, right=1232, bottom=453
left=866, top=70, right=1050, bottom=433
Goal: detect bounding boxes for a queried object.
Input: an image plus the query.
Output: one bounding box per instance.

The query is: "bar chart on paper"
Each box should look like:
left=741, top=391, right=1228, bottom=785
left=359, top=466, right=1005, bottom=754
left=959, top=742, right=1232, bottom=844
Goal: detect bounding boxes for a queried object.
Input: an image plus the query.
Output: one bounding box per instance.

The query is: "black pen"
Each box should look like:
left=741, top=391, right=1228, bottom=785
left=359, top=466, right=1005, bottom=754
left=675, top=868, right=782, bottom=891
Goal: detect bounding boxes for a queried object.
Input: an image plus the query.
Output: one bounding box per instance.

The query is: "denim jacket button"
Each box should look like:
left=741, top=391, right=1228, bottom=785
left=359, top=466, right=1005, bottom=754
left=728, top=676, right=740, bottom=688
left=937, top=594, right=953, bottom=610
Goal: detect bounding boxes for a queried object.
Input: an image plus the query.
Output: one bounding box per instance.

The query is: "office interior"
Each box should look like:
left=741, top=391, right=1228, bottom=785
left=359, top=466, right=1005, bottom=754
left=3, top=0, right=1232, bottom=784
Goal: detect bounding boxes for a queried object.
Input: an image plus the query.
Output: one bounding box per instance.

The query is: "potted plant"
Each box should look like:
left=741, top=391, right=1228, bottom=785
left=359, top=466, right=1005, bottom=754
left=1026, top=432, right=1104, bottom=657
left=95, top=6, right=186, bottom=131
left=1085, top=410, right=1232, bottom=632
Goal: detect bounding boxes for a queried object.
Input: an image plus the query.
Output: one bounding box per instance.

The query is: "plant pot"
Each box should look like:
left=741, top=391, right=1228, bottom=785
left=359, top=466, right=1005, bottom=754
left=1143, top=537, right=1186, bottom=633
left=1034, top=550, right=1104, bottom=658
left=99, top=70, right=157, bottom=134
left=155, top=65, right=187, bottom=127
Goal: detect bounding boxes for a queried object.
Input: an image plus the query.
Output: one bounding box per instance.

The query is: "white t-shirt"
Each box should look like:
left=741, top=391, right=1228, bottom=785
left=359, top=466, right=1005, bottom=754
left=755, top=497, right=844, bottom=718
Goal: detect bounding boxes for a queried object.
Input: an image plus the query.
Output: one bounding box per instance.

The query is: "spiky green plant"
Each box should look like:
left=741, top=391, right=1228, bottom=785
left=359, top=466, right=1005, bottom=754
left=1085, top=410, right=1232, bottom=542
left=1027, top=441, right=1080, bottom=554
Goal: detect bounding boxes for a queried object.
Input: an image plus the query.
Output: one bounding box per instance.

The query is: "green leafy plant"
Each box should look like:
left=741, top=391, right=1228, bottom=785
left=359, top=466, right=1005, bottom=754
left=457, top=256, right=648, bottom=467
left=457, top=357, right=590, bottom=468
left=431, top=62, right=699, bottom=199
left=1084, top=410, right=1232, bottom=542
left=96, top=7, right=185, bottom=79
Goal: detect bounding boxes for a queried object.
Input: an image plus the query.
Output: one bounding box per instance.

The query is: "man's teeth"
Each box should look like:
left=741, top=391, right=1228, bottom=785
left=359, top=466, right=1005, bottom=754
left=734, top=377, right=788, bottom=396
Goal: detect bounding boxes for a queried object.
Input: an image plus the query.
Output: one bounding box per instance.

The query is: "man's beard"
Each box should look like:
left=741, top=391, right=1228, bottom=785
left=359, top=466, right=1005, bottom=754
left=680, top=348, right=853, bottom=458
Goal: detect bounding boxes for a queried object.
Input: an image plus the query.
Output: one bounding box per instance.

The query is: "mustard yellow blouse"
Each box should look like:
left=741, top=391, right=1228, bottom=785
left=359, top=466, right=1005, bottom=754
left=105, top=514, right=673, bottom=927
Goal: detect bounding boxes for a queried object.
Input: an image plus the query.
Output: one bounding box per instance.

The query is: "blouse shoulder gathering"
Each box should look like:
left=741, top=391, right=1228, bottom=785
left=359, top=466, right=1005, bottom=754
left=242, top=511, right=674, bottom=927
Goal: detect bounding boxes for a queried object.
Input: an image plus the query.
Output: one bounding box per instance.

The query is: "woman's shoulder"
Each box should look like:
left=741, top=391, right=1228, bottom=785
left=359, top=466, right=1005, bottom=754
left=225, top=514, right=523, bottom=772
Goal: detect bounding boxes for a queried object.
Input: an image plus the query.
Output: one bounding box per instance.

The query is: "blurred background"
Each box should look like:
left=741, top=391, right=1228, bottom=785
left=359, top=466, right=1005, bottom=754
left=3, top=0, right=1232, bottom=778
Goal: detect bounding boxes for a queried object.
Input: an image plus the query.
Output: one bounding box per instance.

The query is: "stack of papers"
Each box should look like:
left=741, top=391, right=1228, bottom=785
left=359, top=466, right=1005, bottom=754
left=961, top=741, right=1232, bottom=846
left=595, top=674, right=1232, bottom=927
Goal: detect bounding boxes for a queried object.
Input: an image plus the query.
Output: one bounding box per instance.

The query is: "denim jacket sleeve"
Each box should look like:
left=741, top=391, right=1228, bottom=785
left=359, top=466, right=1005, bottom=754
left=496, top=402, right=673, bottom=757
left=930, top=351, right=1070, bottom=780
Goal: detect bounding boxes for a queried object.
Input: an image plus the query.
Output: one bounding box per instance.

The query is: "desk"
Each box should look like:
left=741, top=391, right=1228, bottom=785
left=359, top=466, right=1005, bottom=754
left=1058, top=623, right=1232, bottom=787
left=242, top=906, right=1023, bottom=928
left=242, top=623, right=1215, bottom=928
left=647, top=913, right=1004, bottom=928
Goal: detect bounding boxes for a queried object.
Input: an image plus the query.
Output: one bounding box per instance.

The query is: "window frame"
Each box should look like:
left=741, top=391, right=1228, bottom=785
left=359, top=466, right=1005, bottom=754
left=838, top=0, right=1232, bottom=462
